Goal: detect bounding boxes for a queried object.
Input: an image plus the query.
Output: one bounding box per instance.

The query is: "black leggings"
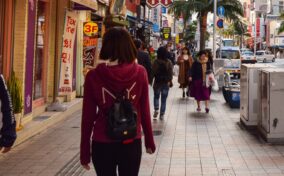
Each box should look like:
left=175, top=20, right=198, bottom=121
left=92, top=139, right=142, bottom=176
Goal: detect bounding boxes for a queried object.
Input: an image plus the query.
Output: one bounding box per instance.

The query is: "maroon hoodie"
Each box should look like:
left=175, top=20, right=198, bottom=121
left=80, top=62, right=156, bottom=165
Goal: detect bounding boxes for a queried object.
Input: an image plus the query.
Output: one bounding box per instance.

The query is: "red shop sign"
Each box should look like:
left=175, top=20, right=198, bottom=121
left=160, top=0, right=172, bottom=7
left=147, top=0, right=159, bottom=8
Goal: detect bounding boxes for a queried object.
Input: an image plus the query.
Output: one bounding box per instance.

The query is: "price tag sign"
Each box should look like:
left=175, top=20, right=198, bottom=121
left=84, top=22, right=98, bottom=36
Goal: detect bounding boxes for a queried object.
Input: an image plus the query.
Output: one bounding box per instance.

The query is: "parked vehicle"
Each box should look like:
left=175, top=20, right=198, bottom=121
left=216, top=47, right=241, bottom=78
left=241, top=51, right=257, bottom=64
left=256, top=50, right=275, bottom=63
left=240, top=48, right=251, bottom=54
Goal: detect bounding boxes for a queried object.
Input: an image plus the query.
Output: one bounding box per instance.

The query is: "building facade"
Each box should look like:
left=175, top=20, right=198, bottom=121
left=1, top=0, right=106, bottom=127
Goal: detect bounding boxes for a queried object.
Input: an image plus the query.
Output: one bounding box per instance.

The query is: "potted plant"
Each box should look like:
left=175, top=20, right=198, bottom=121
left=7, top=71, right=23, bottom=130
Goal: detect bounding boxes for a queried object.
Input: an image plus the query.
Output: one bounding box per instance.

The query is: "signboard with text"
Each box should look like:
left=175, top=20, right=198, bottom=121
left=58, top=11, right=78, bottom=95
left=161, top=27, right=171, bottom=40
left=83, top=22, right=102, bottom=68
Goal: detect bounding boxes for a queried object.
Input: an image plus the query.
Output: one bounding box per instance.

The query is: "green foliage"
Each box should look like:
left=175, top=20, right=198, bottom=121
left=278, top=13, right=284, bottom=34
left=184, top=21, right=198, bottom=42
left=169, top=0, right=244, bottom=49
left=7, top=71, right=23, bottom=114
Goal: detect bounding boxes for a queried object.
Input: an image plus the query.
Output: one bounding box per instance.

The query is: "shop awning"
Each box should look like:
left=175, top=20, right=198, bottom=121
left=126, top=15, right=154, bottom=26
left=71, top=0, right=98, bottom=11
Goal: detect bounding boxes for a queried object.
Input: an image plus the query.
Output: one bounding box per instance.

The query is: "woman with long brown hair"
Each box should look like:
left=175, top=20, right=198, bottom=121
left=177, top=47, right=193, bottom=98
left=80, top=27, right=156, bottom=176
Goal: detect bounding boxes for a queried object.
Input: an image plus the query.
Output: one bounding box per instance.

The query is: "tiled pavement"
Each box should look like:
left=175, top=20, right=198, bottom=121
left=1, top=79, right=284, bottom=176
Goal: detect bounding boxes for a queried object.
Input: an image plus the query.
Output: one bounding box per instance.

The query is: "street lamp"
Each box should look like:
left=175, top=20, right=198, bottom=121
left=213, top=0, right=217, bottom=60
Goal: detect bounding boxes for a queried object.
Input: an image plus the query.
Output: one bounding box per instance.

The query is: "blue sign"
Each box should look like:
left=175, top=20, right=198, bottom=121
left=218, top=6, right=225, bottom=18
left=153, top=24, right=160, bottom=32
left=161, top=7, right=167, bottom=14
left=217, top=19, right=224, bottom=28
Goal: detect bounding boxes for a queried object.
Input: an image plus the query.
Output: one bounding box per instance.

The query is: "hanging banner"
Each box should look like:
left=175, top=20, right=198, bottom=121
left=147, top=0, right=159, bottom=8
left=83, top=21, right=101, bottom=68
left=24, top=0, right=36, bottom=115
left=160, top=0, right=172, bottom=7
left=58, top=11, right=78, bottom=95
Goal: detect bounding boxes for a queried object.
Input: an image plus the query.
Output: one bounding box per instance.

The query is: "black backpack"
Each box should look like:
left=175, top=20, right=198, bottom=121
left=155, top=60, right=170, bottom=83
left=107, top=91, right=137, bottom=141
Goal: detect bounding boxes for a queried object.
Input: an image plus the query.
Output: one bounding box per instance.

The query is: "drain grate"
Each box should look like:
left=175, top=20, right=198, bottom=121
left=55, top=152, right=85, bottom=176
left=33, top=116, right=51, bottom=121
left=221, top=169, right=236, bottom=176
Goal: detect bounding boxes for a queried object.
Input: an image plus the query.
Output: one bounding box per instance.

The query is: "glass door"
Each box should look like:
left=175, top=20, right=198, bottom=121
left=33, top=0, right=47, bottom=100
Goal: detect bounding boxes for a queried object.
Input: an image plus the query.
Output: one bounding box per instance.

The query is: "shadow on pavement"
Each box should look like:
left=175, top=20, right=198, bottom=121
left=188, top=112, right=210, bottom=119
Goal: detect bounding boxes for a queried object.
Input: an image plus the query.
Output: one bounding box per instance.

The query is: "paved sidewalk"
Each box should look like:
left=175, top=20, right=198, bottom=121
left=1, top=79, right=284, bottom=176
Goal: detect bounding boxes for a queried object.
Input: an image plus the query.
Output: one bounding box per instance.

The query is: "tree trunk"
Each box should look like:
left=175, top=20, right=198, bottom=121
left=199, top=12, right=208, bottom=50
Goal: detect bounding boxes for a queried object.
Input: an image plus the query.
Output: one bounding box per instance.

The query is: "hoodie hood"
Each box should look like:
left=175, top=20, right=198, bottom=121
left=95, top=62, right=141, bottom=89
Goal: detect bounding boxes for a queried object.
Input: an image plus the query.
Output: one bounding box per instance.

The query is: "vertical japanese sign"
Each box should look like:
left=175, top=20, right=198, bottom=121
left=83, top=21, right=101, bottom=68
left=58, top=11, right=77, bottom=95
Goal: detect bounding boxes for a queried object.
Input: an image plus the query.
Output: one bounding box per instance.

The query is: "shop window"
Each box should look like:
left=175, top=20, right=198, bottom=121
left=34, top=0, right=47, bottom=100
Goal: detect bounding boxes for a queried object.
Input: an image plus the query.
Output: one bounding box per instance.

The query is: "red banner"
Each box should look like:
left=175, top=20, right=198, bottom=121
left=160, top=0, right=172, bottom=7
left=147, top=0, right=159, bottom=8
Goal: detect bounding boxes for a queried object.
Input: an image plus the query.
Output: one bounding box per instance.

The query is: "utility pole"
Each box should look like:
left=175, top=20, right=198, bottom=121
left=213, top=0, right=217, bottom=60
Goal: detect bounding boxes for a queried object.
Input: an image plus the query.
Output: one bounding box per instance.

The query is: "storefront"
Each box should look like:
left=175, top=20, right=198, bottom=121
left=0, top=0, right=14, bottom=78
left=71, top=0, right=105, bottom=97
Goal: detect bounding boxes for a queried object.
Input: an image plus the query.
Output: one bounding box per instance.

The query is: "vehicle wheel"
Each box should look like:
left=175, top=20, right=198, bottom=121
left=263, top=58, right=267, bottom=63
left=272, top=58, right=275, bottom=62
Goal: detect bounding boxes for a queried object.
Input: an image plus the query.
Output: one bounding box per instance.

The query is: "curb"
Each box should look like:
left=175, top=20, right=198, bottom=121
left=14, top=99, right=83, bottom=147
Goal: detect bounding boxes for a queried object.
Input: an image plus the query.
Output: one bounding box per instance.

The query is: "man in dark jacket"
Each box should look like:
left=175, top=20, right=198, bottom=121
left=134, top=39, right=153, bottom=84
left=0, top=74, right=16, bottom=153
left=165, top=41, right=176, bottom=65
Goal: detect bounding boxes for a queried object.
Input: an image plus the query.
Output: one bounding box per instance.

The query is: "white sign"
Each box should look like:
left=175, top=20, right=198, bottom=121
left=59, top=11, right=78, bottom=95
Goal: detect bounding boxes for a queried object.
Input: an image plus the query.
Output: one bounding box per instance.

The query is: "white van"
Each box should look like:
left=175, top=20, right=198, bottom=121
left=216, top=47, right=241, bottom=78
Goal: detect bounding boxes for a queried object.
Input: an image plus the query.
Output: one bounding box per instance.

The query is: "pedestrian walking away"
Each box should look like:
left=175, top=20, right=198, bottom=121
left=152, top=47, right=173, bottom=120
left=80, top=28, right=156, bottom=176
left=177, top=47, right=193, bottom=98
left=134, top=39, right=153, bottom=84
left=189, top=50, right=213, bottom=113
left=0, top=74, right=17, bottom=153
left=165, top=41, right=176, bottom=65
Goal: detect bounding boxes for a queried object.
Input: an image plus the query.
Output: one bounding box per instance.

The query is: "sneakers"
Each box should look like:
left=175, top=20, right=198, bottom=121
left=205, top=108, right=210, bottom=114
left=153, top=110, right=165, bottom=120
left=153, top=110, right=159, bottom=119
left=160, top=114, right=165, bottom=120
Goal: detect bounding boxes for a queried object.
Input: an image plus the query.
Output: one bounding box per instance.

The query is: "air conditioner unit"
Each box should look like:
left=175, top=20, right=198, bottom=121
left=258, top=68, right=284, bottom=143
left=240, top=64, right=275, bottom=127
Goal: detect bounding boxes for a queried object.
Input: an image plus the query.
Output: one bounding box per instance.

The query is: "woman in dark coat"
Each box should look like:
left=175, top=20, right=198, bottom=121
left=189, top=50, right=212, bottom=113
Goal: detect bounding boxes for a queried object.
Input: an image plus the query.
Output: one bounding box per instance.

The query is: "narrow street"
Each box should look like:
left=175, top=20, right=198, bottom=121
left=1, top=78, right=284, bottom=176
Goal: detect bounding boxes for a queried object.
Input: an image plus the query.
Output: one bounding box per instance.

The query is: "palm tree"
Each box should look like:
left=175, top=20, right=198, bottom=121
left=278, top=13, right=284, bottom=34
left=169, top=0, right=244, bottom=50
left=168, top=1, right=194, bottom=34
left=184, top=21, right=198, bottom=42
left=233, top=19, right=249, bottom=48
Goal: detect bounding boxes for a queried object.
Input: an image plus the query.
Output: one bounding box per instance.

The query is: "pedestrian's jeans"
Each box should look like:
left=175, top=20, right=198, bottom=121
left=154, top=85, right=169, bottom=115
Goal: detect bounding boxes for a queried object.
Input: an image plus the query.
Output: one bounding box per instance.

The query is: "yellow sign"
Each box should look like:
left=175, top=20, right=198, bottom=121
left=175, top=35, right=179, bottom=44
left=164, top=34, right=169, bottom=39
left=84, top=22, right=98, bottom=36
